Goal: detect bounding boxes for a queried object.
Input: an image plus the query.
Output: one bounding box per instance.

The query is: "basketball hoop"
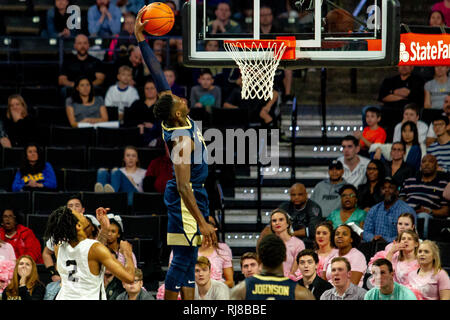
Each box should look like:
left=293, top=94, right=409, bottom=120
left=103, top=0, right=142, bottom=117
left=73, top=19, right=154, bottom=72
left=224, top=37, right=296, bottom=100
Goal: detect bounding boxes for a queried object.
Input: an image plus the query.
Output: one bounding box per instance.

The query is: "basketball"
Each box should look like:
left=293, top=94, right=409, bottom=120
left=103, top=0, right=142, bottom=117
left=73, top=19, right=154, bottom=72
left=141, top=2, right=175, bottom=36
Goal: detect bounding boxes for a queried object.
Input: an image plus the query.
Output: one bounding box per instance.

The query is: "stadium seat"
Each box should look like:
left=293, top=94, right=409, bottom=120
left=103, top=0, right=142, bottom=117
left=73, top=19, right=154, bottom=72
left=21, top=63, right=59, bottom=86
left=189, top=107, right=211, bottom=128
left=20, top=86, right=60, bottom=106
left=0, top=191, right=31, bottom=214
left=32, top=191, right=75, bottom=215
left=45, top=146, right=87, bottom=170
left=136, top=147, right=166, bottom=169
left=132, top=192, right=166, bottom=215
left=436, top=241, right=450, bottom=269
left=81, top=192, right=129, bottom=215
left=120, top=215, right=160, bottom=240
left=106, top=106, right=119, bottom=121
left=2, top=147, right=23, bottom=168
left=35, top=106, right=69, bottom=126
left=4, top=16, right=40, bottom=36
left=62, top=168, right=98, bottom=192
left=50, top=126, right=96, bottom=147
left=87, top=147, right=123, bottom=169
left=0, top=167, right=15, bottom=192
left=428, top=218, right=450, bottom=242
left=211, top=108, right=249, bottom=129
left=96, top=127, right=142, bottom=147
left=26, top=214, right=50, bottom=241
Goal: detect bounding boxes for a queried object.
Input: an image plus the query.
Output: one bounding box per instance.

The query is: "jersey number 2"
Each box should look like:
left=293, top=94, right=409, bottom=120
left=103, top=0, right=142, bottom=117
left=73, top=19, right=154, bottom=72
left=66, top=260, right=79, bottom=282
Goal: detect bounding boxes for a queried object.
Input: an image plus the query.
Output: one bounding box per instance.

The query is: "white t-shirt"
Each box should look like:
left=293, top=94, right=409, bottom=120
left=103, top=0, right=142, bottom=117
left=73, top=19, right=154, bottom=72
left=105, top=84, right=139, bottom=114
left=393, top=120, right=428, bottom=145
left=337, top=155, right=370, bottom=188
left=120, top=167, right=147, bottom=192
left=194, top=279, right=230, bottom=300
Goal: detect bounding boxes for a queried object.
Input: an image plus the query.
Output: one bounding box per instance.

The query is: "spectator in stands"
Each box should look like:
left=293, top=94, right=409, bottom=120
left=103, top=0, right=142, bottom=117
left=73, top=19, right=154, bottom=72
left=105, top=65, right=140, bottom=120
left=198, top=220, right=234, bottom=288
left=104, top=265, right=125, bottom=300
left=393, top=104, right=428, bottom=145
left=88, top=0, right=122, bottom=37
left=116, top=268, right=154, bottom=300
left=95, top=146, right=147, bottom=205
left=3, top=94, right=37, bottom=148
left=353, top=107, right=386, bottom=154
left=383, top=142, right=414, bottom=186
left=322, top=224, right=367, bottom=287
left=44, top=0, right=77, bottom=38
left=426, top=95, right=450, bottom=146
left=385, top=230, right=420, bottom=287
left=0, top=238, right=16, bottom=262
left=1, top=255, right=45, bottom=300
left=363, top=176, right=416, bottom=243
left=208, top=2, right=242, bottom=34
left=190, top=69, right=222, bottom=111
left=432, top=1, right=450, bottom=27
left=296, top=249, right=333, bottom=300
left=194, top=256, right=230, bottom=300
left=337, top=135, right=370, bottom=188
left=58, top=34, right=106, bottom=90
left=65, top=76, right=109, bottom=128
left=114, top=0, right=145, bottom=14
left=113, top=46, right=147, bottom=88
left=400, top=154, right=449, bottom=239
left=310, top=159, right=347, bottom=219
left=105, top=214, right=137, bottom=267
left=107, top=12, right=138, bottom=62
left=327, top=185, right=367, bottom=230
left=164, top=67, right=185, bottom=98
left=0, top=209, right=42, bottom=265
left=424, top=66, right=450, bottom=110
left=408, top=240, right=450, bottom=300
left=356, top=160, right=385, bottom=213
left=144, top=152, right=173, bottom=193
left=320, top=257, right=367, bottom=300
left=314, top=222, right=335, bottom=277
left=365, top=258, right=417, bottom=300
left=240, top=252, right=260, bottom=279
left=427, top=115, right=450, bottom=172
left=12, top=143, right=57, bottom=192
left=429, top=10, right=446, bottom=26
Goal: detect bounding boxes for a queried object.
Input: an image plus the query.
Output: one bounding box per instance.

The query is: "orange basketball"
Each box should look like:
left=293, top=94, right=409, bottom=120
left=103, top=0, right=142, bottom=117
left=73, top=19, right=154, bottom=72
left=141, top=2, right=175, bottom=36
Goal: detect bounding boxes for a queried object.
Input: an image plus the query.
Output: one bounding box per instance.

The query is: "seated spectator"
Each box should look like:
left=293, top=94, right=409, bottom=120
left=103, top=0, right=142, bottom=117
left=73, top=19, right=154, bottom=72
left=408, top=240, right=450, bottom=300
left=0, top=239, right=16, bottom=262
left=393, top=103, right=428, bottom=145
left=114, top=0, right=145, bottom=14
left=12, top=143, right=57, bottom=192
left=194, top=256, right=230, bottom=300
left=357, top=160, right=385, bottom=212
left=432, top=0, right=450, bottom=27
left=239, top=252, right=260, bottom=279
left=88, top=0, right=122, bottom=37
left=58, top=34, right=106, bottom=92
left=105, top=65, right=140, bottom=120
left=320, top=257, right=367, bottom=300
left=337, top=135, right=370, bottom=188
left=0, top=209, right=42, bottom=264
left=105, top=214, right=137, bottom=267
left=424, top=66, right=450, bottom=109
left=95, top=146, right=147, bottom=205
left=190, top=69, right=222, bottom=111
left=327, top=185, right=367, bottom=230
left=427, top=115, right=450, bottom=172
left=1, top=255, right=45, bottom=300
left=66, top=77, right=109, bottom=128
left=116, top=268, right=154, bottom=300
left=429, top=10, right=446, bottom=26
left=310, top=159, right=348, bottom=218
left=208, top=2, right=242, bottom=34
left=353, top=107, right=386, bottom=154
left=383, top=142, right=414, bottom=186
left=3, top=94, right=37, bottom=147
left=362, top=177, right=416, bottom=244
left=314, top=222, right=335, bottom=277
left=365, top=258, right=417, bottom=300
left=322, top=225, right=367, bottom=287
left=144, top=152, right=173, bottom=193
left=107, top=12, right=138, bottom=61
left=113, top=45, right=147, bottom=88
left=385, top=230, right=420, bottom=286
left=426, top=95, right=450, bottom=146
left=400, top=154, right=449, bottom=239
left=44, top=0, right=77, bottom=38
left=104, top=266, right=125, bottom=300
left=164, top=67, right=185, bottom=98
left=296, top=249, right=333, bottom=300
left=371, top=121, right=425, bottom=173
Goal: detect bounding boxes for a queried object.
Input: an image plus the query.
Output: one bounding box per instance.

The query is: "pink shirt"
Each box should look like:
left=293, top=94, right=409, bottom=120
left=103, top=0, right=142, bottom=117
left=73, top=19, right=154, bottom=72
left=324, top=248, right=367, bottom=287
left=391, top=252, right=419, bottom=286
left=432, top=2, right=450, bottom=26
left=0, top=242, right=16, bottom=262
left=198, top=243, right=233, bottom=281
left=408, top=269, right=450, bottom=300
left=283, top=236, right=305, bottom=278
left=317, top=251, right=334, bottom=277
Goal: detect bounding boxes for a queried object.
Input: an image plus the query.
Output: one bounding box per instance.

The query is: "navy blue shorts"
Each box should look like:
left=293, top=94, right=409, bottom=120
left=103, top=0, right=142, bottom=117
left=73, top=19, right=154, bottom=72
left=164, top=245, right=198, bottom=292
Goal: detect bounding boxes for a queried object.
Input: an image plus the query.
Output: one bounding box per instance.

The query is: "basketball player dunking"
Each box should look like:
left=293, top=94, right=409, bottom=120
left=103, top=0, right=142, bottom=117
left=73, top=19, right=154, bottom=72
left=135, top=6, right=217, bottom=300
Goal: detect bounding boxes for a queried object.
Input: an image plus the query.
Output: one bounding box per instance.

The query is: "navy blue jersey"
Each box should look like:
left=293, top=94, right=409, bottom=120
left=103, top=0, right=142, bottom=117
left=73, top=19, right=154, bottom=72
left=245, top=274, right=297, bottom=300
left=162, top=117, right=209, bottom=247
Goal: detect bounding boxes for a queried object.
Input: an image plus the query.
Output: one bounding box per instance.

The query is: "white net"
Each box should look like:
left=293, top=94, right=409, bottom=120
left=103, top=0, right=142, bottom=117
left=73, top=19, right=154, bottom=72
left=224, top=40, right=287, bottom=100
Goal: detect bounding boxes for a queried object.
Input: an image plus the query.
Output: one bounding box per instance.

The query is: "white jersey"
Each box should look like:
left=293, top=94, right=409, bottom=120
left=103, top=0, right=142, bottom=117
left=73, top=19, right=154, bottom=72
left=56, top=239, right=106, bottom=300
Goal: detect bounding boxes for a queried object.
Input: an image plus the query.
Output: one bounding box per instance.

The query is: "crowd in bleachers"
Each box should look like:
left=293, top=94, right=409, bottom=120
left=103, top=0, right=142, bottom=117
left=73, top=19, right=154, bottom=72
left=0, top=0, right=450, bottom=301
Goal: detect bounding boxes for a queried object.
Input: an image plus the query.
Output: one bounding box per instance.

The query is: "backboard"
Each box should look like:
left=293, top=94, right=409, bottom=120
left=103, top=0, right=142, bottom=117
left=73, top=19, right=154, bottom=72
left=182, top=0, right=400, bottom=68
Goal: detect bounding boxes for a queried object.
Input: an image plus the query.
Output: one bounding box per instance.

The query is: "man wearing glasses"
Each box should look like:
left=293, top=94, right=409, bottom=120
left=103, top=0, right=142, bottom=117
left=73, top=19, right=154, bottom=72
left=116, top=268, right=155, bottom=300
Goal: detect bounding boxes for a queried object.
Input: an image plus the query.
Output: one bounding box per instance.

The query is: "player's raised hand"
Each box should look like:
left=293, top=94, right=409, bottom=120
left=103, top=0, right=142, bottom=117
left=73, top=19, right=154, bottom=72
left=135, top=5, right=150, bottom=41
left=96, top=207, right=110, bottom=230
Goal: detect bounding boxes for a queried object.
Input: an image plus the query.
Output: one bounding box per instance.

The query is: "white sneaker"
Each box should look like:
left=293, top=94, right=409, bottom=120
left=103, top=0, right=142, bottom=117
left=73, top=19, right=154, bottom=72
left=94, top=183, right=104, bottom=193
left=104, top=184, right=115, bottom=193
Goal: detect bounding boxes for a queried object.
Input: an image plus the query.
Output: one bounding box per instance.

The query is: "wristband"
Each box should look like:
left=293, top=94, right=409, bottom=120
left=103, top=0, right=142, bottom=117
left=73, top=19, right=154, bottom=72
left=46, top=266, right=59, bottom=277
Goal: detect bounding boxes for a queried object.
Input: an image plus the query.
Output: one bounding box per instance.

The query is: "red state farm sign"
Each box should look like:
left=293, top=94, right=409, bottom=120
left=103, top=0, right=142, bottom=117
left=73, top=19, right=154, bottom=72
left=399, top=33, right=450, bottom=66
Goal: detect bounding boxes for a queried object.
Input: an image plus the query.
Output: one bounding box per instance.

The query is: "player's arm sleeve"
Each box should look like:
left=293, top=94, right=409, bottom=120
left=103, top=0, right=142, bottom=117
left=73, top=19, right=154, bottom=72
left=138, top=40, right=171, bottom=92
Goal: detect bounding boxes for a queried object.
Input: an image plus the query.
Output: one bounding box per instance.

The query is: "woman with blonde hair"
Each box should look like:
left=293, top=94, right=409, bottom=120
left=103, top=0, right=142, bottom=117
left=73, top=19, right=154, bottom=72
left=4, top=94, right=37, bottom=147
left=1, top=255, right=45, bottom=300
left=407, top=240, right=450, bottom=300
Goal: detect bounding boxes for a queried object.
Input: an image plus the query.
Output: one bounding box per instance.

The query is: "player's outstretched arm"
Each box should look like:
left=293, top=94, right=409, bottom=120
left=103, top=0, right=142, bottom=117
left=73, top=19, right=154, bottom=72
left=134, top=6, right=171, bottom=95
